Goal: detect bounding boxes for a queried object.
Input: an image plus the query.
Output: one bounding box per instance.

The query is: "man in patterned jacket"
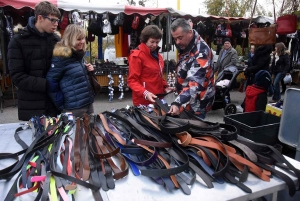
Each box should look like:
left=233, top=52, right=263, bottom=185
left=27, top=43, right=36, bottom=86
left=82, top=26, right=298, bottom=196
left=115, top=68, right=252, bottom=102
left=168, top=18, right=215, bottom=119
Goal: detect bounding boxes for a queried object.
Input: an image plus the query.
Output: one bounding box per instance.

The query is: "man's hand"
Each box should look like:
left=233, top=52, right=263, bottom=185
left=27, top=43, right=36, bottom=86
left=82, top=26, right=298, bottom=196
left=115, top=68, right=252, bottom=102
left=145, top=92, right=157, bottom=103
left=85, top=63, right=94, bottom=72
left=168, top=105, right=180, bottom=116
left=164, top=87, right=175, bottom=93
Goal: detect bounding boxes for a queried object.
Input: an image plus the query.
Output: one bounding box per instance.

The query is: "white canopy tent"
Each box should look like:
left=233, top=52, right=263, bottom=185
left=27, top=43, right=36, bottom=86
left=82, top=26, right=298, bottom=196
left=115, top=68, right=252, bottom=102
left=0, top=0, right=195, bottom=17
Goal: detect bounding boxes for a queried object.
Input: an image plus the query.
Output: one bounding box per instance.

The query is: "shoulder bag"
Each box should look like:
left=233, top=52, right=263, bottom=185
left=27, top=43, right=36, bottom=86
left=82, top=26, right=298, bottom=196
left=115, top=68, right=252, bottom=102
left=89, top=71, right=101, bottom=95
left=248, top=0, right=276, bottom=45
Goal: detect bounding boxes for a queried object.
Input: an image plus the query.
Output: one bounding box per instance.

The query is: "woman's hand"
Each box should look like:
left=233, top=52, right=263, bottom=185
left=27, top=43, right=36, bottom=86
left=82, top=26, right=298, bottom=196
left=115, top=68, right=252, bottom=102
left=85, top=63, right=94, bottom=72
left=145, top=92, right=157, bottom=103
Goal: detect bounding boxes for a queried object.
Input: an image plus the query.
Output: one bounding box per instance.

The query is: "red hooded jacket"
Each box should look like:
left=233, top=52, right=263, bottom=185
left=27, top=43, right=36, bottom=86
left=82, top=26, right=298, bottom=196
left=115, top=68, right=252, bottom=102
left=128, top=43, right=168, bottom=106
left=245, top=85, right=268, bottom=112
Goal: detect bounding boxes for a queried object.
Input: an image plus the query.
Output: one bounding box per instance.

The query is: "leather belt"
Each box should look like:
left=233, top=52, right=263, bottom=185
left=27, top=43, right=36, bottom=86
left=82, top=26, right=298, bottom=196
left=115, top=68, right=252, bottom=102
left=176, top=132, right=271, bottom=181
left=98, top=110, right=192, bottom=193
left=135, top=107, right=237, bottom=141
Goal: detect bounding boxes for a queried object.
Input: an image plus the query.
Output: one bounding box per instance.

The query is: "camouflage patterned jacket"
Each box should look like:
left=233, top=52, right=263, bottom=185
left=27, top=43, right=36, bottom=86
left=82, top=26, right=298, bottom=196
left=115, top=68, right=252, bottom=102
left=172, top=30, right=215, bottom=116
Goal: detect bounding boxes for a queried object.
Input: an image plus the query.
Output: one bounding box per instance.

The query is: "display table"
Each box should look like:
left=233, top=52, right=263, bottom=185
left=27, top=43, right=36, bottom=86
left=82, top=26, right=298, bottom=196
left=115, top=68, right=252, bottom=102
left=0, top=123, right=299, bottom=201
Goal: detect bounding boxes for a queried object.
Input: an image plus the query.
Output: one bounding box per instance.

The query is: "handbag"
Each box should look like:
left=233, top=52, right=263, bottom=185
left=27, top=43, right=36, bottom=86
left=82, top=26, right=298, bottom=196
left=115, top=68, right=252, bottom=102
left=114, top=12, right=125, bottom=26
left=59, top=11, right=69, bottom=30
left=283, top=74, right=292, bottom=84
left=276, top=14, right=297, bottom=35
left=131, top=14, right=140, bottom=29
left=87, top=32, right=95, bottom=42
left=89, top=71, right=101, bottom=95
left=248, top=0, right=276, bottom=45
left=88, top=13, right=107, bottom=37
left=215, top=23, right=232, bottom=38
left=248, top=26, right=276, bottom=45
left=225, top=23, right=232, bottom=37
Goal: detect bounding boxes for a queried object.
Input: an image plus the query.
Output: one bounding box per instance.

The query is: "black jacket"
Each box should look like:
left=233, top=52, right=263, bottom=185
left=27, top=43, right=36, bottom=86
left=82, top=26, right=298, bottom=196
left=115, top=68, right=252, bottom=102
left=271, top=53, right=290, bottom=74
left=7, top=17, right=60, bottom=120
left=245, top=45, right=272, bottom=75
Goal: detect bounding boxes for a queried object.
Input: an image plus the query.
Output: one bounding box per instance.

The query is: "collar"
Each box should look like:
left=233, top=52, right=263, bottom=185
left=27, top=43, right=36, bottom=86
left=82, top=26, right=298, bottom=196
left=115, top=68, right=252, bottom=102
left=224, top=47, right=232, bottom=52
left=27, top=16, right=48, bottom=37
left=72, top=49, right=85, bottom=60
left=138, top=43, right=160, bottom=57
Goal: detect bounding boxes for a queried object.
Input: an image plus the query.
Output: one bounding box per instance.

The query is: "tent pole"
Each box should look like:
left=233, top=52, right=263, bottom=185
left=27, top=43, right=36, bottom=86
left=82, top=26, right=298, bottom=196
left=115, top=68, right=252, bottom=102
left=98, top=37, right=103, bottom=60
left=90, top=42, right=92, bottom=63
left=166, top=14, right=170, bottom=79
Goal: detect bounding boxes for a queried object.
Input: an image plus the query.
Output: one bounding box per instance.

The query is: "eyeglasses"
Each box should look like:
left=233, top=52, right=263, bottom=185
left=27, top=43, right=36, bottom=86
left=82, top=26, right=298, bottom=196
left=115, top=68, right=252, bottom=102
left=42, top=15, right=60, bottom=24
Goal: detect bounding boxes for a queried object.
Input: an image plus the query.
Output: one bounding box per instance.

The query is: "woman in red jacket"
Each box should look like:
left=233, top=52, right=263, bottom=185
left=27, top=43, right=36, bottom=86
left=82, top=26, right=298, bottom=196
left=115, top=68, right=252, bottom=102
left=128, top=25, right=174, bottom=106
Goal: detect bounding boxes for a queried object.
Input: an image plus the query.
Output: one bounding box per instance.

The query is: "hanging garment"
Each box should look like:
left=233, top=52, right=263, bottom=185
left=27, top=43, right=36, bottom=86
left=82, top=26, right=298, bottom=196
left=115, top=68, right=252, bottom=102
left=115, top=27, right=129, bottom=57
left=115, top=27, right=123, bottom=58
left=121, top=32, right=129, bottom=57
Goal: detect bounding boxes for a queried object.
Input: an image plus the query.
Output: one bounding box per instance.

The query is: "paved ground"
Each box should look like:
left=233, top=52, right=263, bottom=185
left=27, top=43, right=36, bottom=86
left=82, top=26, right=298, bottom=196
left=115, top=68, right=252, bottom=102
left=0, top=86, right=277, bottom=124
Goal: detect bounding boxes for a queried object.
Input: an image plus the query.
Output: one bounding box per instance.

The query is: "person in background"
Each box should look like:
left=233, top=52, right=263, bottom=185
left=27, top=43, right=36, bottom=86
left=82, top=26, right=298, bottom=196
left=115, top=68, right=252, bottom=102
left=280, top=48, right=292, bottom=95
left=7, top=1, right=61, bottom=120
left=247, top=45, right=255, bottom=68
left=214, top=38, right=238, bottom=103
left=127, top=25, right=174, bottom=106
left=241, top=70, right=271, bottom=112
left=215, top=38, right=238, bottom=74
left=244, top=45, right=272, bottom=87
left=168, top=18, right=215, bottom=119
left=46, top=24, right=95, bottom=117
left=270, top=42, right=290, bottom=103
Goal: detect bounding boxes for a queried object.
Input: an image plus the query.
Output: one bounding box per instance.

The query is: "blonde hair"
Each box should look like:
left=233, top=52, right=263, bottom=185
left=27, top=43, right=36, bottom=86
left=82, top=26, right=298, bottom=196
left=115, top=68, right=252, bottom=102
left=59, top=24, right=86, bottom=51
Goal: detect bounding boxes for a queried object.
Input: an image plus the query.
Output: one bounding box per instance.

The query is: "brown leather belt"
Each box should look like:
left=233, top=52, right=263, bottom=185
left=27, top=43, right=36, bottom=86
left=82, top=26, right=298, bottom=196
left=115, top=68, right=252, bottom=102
left=176, top=132, right=271, bottom=181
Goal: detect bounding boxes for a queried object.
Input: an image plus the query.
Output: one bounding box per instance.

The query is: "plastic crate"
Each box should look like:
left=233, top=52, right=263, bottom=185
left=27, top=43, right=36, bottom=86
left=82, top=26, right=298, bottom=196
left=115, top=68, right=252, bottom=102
left=224, top=111, right=281, bottom=145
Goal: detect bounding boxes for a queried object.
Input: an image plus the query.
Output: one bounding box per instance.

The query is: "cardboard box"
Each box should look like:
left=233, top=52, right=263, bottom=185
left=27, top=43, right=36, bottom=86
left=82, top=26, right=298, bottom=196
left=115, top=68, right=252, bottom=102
left=265, top=103, right=282, bottom=117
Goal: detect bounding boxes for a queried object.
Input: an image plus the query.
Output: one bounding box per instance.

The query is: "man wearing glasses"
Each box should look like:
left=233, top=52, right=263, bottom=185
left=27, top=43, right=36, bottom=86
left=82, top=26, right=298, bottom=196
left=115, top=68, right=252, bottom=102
left=8, top=1, right=61, bottom=120
left=168, top=18, right=215, bottom=120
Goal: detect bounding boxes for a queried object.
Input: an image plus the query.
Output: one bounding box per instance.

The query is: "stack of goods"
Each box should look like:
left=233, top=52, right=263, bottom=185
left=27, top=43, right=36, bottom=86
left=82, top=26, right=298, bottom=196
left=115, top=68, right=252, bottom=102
left=1, top=102, right=299, bottom=200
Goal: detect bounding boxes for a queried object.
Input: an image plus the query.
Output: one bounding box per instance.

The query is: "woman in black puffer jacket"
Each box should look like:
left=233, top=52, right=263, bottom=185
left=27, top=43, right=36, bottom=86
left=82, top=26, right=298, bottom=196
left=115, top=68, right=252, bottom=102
left=244, top=45, right=272, bottom=86
left=270, top=42, right=290, bottom=102
left=46, top=24, right=95, bottom=118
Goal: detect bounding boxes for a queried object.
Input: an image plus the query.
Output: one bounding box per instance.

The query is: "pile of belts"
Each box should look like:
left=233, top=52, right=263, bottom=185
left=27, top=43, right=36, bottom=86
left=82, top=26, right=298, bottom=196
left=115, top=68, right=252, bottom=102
left=0, top=99, right=300, bottom=200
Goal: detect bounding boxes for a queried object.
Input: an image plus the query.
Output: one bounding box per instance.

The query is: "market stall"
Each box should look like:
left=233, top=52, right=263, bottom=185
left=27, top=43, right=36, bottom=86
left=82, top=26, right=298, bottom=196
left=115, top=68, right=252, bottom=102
left=0, top=1, right=197, bottom=94
left=1, top=0, right=285, bottom=91
left=1, top=2, right=300, bottom=200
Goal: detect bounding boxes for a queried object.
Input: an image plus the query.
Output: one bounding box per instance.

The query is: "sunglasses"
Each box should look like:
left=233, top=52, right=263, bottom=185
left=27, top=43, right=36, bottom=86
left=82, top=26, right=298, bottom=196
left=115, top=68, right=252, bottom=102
left=42, top=15, right=60, bottom=24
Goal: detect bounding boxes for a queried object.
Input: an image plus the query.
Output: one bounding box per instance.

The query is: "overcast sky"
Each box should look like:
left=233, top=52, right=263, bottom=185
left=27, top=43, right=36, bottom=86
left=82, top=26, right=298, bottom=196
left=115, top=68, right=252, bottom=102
left=104, top=0, right=277, bottom=16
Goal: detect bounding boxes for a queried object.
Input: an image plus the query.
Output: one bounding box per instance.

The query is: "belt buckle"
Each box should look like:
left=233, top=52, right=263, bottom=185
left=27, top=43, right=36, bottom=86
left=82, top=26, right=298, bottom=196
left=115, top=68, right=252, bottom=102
left=20, top=122, right=31, bottom=130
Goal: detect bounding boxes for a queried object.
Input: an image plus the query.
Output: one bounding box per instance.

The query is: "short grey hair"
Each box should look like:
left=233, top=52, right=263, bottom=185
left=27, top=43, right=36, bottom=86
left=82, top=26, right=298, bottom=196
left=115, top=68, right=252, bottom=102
left=170, top=18, right=191, bottom=33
